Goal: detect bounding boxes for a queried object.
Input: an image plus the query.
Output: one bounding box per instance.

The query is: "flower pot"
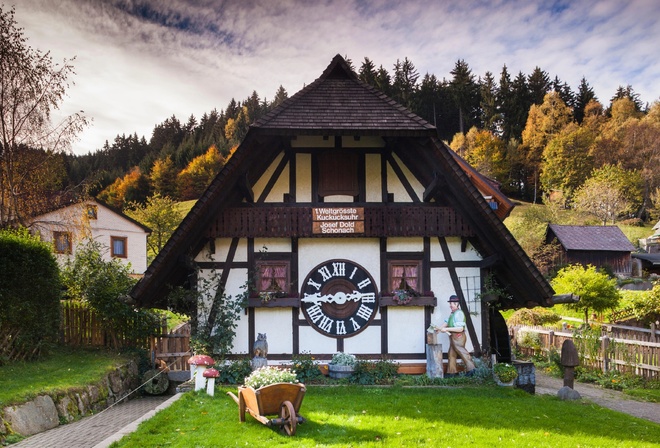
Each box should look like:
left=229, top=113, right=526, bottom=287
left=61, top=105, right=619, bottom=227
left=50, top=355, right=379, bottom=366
left=494, top=375, right=515, bottom=387
left=328, top=364, right=354, bottom=379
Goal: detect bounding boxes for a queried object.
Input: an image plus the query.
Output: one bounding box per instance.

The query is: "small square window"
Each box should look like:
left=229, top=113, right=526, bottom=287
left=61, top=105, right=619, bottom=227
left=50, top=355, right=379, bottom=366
left=87, top=205, right=98, bottom=219
left=388, top=260, right=422, bottom=293
left=53, top=231, right=72, bottom=254
left=111, top=236, right=127, bottom=258
left=256, top=261, right=290, bottom=293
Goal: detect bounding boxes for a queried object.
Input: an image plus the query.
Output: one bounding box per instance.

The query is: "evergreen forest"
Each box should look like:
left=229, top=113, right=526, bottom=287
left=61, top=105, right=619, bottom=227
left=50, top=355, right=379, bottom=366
left=24, top=55, right=660, bottom=223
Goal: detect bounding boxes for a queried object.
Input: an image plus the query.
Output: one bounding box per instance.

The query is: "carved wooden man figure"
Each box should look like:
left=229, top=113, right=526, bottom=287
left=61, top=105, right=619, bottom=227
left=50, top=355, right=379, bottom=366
left=438, top=295, right=475, bottom=376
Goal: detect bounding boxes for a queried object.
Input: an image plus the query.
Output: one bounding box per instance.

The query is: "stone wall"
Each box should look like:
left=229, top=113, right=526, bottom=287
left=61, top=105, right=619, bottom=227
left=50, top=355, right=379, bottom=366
left=1, top=360, right=139, bottom=440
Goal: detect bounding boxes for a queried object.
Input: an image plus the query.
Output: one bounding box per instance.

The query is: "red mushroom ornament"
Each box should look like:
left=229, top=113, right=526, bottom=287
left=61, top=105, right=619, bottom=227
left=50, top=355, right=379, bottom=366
left=203, top=368, right=220, bottom=396
left=188, top=355, right=215, bottom=391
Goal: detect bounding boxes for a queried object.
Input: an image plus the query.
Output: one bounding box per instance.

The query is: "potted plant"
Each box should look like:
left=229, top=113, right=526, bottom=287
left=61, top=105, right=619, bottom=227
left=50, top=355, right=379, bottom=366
left=391, top=288, right=421, bottom=305
left=328, top=352, right=356, bottom=379
left=478, top=274, right=512, bottom=303
left=493, top=362, right=518, bottom=386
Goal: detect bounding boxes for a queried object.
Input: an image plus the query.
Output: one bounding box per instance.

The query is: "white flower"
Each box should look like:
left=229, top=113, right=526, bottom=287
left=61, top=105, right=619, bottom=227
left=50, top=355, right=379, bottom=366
left=329, top=352, right=356, bottom=366
left=244, top=366, right=298, bottom=389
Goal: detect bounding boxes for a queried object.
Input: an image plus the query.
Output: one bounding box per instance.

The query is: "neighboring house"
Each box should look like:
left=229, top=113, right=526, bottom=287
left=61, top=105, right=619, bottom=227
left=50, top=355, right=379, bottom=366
left=29, top=199, right=151, bottom=275
left=632, top=220, right=660, bottom=275
left=130, top=55, right=555, bottom=367
left=545, top=224, right=635, bottom=276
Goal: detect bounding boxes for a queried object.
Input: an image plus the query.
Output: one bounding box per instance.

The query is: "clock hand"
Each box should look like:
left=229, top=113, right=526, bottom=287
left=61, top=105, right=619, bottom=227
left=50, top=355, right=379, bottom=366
left=302, top=291, right=365, bottom=305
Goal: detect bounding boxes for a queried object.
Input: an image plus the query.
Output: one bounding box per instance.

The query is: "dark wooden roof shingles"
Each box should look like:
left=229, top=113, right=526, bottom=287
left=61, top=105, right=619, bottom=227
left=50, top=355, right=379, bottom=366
left=548, top=224, right=635, bottom=252
left=253, top=60, right=434, bottom=134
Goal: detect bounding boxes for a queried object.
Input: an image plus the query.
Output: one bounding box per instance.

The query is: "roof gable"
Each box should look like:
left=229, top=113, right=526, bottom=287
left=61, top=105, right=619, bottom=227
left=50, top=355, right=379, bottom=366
left=252, top=54, right=435, bottom=136
left=29, top=198, right=151, bottom=234
left=547, top=224, right=634, bottom=252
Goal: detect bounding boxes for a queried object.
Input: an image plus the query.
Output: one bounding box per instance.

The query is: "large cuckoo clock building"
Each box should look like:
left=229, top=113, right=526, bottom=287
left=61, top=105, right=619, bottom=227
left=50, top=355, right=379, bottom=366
left=131, top=55, right=555, bottom=371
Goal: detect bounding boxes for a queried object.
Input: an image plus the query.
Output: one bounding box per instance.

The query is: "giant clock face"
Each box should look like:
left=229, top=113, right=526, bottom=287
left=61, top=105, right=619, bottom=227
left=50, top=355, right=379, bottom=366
left=301, top=259, right=378, bottom=338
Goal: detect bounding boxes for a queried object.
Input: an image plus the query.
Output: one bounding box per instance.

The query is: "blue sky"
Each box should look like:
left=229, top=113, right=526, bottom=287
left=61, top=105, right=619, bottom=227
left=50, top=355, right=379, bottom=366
left=15, top=0, right=660, bottom=155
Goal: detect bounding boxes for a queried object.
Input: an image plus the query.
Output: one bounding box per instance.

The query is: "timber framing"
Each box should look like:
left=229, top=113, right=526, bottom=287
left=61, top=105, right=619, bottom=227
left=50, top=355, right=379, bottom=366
left=130, top=54, right=554, bottom=318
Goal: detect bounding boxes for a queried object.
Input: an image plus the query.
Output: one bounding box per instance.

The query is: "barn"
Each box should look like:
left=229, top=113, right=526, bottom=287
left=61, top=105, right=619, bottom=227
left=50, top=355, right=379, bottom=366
left=545, top=224, right=635, bottom=276
left=130, top=55, right=555, bottom=371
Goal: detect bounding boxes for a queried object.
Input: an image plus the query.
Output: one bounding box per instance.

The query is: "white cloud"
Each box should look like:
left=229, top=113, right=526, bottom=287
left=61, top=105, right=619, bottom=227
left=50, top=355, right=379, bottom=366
left=13, top=0, right=660, bottom=155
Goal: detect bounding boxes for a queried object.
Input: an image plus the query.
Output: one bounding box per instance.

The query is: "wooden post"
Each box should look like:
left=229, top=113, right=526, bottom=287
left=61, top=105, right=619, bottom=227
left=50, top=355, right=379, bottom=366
left=426, top=332, right=443, bottom=378
left=651, top=323, right=657, bottom=343
left=601, top=336, right=610, bottom=373
left=549, top=330, right=554, bottom=346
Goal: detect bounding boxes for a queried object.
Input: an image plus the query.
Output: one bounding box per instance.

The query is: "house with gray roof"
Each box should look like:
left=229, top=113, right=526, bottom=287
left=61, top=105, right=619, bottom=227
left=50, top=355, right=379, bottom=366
left=545, top=224, right=635, bottom=276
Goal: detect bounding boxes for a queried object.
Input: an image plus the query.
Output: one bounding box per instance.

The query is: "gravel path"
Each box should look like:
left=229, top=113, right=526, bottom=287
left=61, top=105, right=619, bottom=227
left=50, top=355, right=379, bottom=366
left=535, top=371, right=660, bottom=424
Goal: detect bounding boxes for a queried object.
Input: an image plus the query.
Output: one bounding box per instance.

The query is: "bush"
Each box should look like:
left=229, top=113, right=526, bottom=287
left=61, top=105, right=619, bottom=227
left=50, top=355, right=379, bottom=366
left=0, top=228, right=61, bottom=363
left=507, top=308, right=562, bottom=326
left=288, top=352, right=322, bottom=383
left=60, top=240, right=160, bottom=348
left=218, top=357, right=252, bottom=384
left=350, top=358, right=399, bottom=385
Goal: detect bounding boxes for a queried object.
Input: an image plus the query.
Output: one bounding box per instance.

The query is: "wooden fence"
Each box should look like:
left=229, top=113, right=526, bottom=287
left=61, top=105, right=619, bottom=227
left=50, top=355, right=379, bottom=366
left=150, top=322, right=191, bottom=371
left=510, top=322, right=660, bottom=379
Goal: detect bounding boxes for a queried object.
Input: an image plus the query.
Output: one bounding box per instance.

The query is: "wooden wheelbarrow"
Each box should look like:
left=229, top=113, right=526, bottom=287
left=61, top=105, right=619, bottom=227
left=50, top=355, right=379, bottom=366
left=227, top=382, right=306, bottom=435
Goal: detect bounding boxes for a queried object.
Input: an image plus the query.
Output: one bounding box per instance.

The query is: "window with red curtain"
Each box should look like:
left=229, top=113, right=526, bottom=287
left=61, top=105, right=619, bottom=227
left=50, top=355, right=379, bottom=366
left=257, top=261, right=290, bottom=293
left=388, top=261, right=421, bottom=292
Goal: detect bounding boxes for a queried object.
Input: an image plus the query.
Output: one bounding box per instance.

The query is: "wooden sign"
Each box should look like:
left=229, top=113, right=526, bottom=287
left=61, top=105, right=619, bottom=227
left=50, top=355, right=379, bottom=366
left=312, top=207, right=364, bottom=235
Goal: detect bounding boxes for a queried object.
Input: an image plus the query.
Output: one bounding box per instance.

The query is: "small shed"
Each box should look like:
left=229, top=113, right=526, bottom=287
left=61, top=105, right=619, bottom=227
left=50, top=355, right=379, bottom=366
left=545, top=224, right=635, bottom=276
left=632, top=220, right=660, bottom=275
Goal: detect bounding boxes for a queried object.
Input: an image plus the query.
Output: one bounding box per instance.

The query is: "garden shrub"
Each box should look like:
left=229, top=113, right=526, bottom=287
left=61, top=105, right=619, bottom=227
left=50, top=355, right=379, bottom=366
left=288, top=352, right=323, bottom=383
left=218, top=357, right=252, bottom=384
left=507, top=308, right=562, bottom=326
left=60, top=240, right=160, bottom=349
left=0, top=227, right=61, bottom=363
left=350, top=358, right=399, bottom=385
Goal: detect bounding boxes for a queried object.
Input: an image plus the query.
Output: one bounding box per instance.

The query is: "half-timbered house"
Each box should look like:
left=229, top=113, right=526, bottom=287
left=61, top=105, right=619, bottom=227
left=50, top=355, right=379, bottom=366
left=130, top=55, right=555, bottom=370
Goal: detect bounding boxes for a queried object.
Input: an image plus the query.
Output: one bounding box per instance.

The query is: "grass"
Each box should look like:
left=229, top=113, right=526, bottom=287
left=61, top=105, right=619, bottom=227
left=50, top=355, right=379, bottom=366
left=173, top=199, right=196, bottom=218
left=0, top=346, right=135, bottom=407
left=111, top=386, right=660, bottom=447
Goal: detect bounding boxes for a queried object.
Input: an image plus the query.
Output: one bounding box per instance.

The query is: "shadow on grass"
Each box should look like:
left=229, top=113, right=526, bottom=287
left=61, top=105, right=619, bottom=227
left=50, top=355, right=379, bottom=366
left=113, top=385, right=660, bottom=447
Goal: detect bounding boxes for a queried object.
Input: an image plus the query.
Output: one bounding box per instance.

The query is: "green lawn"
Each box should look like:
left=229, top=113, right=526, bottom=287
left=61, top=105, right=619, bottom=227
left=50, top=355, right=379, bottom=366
left=0, top=346, right=134, bottom=407
left=111, top=386, right=660, bottom=447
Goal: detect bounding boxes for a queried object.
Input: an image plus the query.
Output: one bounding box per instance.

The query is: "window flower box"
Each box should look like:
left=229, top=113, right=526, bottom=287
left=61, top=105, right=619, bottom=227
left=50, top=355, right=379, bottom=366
left=247, top=293, right=300, bottom=308
left=379, top=291, right=436, bottom=307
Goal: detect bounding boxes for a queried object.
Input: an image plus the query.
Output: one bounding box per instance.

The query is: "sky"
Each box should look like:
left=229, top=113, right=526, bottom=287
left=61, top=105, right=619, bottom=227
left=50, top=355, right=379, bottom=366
left=13, top=0, right=660, bottom=155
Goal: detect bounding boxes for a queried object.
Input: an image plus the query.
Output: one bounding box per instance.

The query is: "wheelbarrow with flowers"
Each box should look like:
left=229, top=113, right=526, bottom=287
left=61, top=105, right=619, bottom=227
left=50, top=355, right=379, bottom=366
left=227, top=366, right=306, bottom=435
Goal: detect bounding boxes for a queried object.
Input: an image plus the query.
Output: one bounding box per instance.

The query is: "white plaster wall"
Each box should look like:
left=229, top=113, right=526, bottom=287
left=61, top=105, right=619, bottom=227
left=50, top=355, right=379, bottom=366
left=254, top=308, right=293, bottom=355
left=430, top=236, right=481, bottom=261
left=252, top=152, right=284, bottom=202
left=254, top=238, right=291, bottom=253
left=365, top=154, right=381, bottom=203
left=344, top=326, right=381, bottom=354
left=299, top=327, right=338, bottom=354
left=296, top=153, right=312, bottom=202
left=386, top=237, right=423, bottom=252
left=387, top=308, right=426, bottom=353
left=298, top=238, right=381, bottom=294
left=196, top=238, right=249, bottom=263
left=387, top=153, right=424, bottom=202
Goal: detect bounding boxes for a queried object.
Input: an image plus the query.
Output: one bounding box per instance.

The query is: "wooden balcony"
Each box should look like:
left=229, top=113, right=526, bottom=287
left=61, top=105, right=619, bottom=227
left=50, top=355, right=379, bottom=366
left=206, top=205, right=474, bottom=239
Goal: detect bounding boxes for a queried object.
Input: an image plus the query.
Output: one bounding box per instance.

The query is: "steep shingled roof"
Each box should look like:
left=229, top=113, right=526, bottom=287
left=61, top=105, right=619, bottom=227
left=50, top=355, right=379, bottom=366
left=252, top=54, right=436, bottom=136
left=547, top=224, right=635, bottom=252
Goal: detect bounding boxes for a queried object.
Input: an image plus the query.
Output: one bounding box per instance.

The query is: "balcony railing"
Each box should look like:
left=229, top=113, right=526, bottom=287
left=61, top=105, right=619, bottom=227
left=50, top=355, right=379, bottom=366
left=206, top=205, right=473, bottom=238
